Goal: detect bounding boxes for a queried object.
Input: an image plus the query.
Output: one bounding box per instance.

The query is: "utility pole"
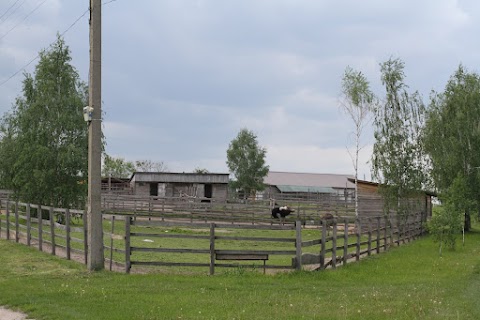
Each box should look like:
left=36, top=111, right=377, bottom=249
left=87, top=0, right=104, bottom=270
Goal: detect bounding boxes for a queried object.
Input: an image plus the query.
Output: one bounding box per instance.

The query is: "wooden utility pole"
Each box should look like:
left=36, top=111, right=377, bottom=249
left=87, top=0, right=104, bottom=270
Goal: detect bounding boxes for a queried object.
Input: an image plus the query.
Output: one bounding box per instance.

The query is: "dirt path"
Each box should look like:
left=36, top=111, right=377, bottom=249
left=0, top=307, right=30, bottom=320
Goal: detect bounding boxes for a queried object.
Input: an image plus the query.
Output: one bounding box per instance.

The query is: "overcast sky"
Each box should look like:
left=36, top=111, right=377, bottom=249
left=0, top=0, right=478, bottom=179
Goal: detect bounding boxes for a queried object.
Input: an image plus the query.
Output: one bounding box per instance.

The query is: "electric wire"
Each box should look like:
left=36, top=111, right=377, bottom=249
left=0, top=0, right=119, bottom=88
left=0, top=0, right=27, bottom=25
left=0, top=0, right=48, bottom=41
left=0, top=0, right=22, bottom=21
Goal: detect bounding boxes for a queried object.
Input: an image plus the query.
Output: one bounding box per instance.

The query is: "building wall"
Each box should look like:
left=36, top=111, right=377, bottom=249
left=212, top=184, right=228, bottom=200
left=134, top=183, right=151, bottom=197
left=132, top=181, right=227, bottom=200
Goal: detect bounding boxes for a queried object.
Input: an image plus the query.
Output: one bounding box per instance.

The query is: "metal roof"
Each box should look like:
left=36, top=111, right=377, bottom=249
left=131, top=172, right=229, bottom=184
left=265, top=171, right=355, bottom=189
left=276, top=185, right=336, bottom=193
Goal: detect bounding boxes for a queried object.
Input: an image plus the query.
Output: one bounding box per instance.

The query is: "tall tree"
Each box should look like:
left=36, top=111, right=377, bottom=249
left=226, top=128, right=269, bottom=198
left=372, top=58, right=427, bottom=225
left=424, top=65, right=480, bottom=231
left=102, top=154, right=135, bottom=178
left=340, top=66, right=375, bottom=217
left=0, top=35, right=89, bottom=208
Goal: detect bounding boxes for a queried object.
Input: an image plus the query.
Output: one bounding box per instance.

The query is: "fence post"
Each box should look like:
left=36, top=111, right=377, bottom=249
left=38, top=204, right=43, bottom=251
left=343, top=219, right=348, bottom=266
left=15, top=201, right=19, bottom=243
left=109, top=215, right=115, bottom=271
left=384, top=216, right=388, bottom=251
left=320, top=220, right=326, bottom=269
left=295, top=220, right=302, bottom=271
left=49, top=207, right=55, bottom=255
left=209, top=223, right=215, bottom=275
left=83, top=210, right=88, bottom=264
left=125, top=216, right=131, bottom=273
left=367, top=218, right=372, bottom=256
left=6, top=201, right=10, bottom=240
left=376, top=216, right=381, bottom=254
left=66, top=209, right=71, bottom=260
left=332, top=219, right=337, bottom=269
left=356, top=218, right=361, bottom=261
left=0, top=201, right=2, bottom=239
left=26, top=203, right=31, bottom=246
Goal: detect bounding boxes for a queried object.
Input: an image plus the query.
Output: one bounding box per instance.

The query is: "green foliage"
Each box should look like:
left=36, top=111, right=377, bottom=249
left=428, top=204, right=462, bottom=255
left=102, top=154, right=135, bottom=178
left=372, top=58, right=427, bottom=217
left=424, top=65, right=480, bottom=230
left=226, top=128, right=269, bottom=198
left=0, top=35, right=88, bottom=208
left=102, top=156, right=169, bottom=178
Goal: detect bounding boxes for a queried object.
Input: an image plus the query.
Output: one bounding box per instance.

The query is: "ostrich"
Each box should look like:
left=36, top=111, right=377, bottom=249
left=271, top=205, right=295, bottom=224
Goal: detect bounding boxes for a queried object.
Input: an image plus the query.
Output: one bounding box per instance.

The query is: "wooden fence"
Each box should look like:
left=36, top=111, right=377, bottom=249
left=0, top=199, right=428, bottom=274
left=121, top=212, right=427, bottom=274
left=0, top=200, right=88, bottom=263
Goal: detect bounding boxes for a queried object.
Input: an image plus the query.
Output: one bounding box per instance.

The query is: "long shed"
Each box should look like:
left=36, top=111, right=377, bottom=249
left=262, top=171, right=355, bottom=200
left=130, top=172, right=229, bottom=200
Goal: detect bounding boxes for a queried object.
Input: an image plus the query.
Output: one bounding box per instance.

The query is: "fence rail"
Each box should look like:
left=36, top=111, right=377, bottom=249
left=0, top=198, right=428, bottom=274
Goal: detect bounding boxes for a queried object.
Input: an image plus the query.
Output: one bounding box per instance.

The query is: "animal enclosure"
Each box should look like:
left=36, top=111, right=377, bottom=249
left=0, top=198, right=427, bottom=274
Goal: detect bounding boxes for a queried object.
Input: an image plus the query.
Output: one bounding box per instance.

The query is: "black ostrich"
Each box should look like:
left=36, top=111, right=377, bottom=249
left=271, top=205, right=295, bottom=223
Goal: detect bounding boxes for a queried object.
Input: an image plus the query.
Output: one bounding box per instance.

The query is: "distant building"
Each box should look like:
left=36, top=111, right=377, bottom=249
left=262, top=171, right=355, bottom=200
left=130, top=172, right=229, bottom=200
left=262, top=171, right=434, bottom=218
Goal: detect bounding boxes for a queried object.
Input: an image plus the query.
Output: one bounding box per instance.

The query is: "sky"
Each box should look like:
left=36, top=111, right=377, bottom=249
left=0, top=0, right=478, bottom=179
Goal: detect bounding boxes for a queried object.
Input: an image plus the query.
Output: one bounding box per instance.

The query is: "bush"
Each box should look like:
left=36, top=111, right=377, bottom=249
left=428, top=205, right=462, bottom=255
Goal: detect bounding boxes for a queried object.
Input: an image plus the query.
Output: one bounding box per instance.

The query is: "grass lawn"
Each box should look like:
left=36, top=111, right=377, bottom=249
left=0, top=226, right=479, bottom=319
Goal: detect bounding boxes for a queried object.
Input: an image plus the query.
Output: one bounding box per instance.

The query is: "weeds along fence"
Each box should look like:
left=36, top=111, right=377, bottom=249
left=0, top=199, right=428, bottom=274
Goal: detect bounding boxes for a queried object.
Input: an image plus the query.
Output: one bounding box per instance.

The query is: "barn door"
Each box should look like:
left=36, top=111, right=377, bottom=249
left=204, top=184, right=213, bottom=198
left=149, top=183, right=158, bottom=196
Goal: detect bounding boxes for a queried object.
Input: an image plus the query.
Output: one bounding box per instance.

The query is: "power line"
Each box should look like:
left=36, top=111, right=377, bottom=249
left=0, top=0, right=27, bottom=25
left=0, top=0, right=21, bottom=21
left=0, top=0, right=48, bottom=41
left=0, top=0, right=120, bottom=88
left=0, top=8, right=88, bottom=88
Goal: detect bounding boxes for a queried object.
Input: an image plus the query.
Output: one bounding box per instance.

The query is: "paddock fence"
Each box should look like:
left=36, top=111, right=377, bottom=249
left=101, top=193, right=421, bottom=226
left=0, top=199, right=428, bottom=274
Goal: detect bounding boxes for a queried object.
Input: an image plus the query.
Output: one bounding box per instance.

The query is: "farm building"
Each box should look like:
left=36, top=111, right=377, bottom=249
left=262, top=171, right=355, bottom=200
left=130, top=172, right=229, bottom=200
left=101, top=177, right=132, bottom=194
left=350, top=178, right=435, bottom=218
left=262, top=171, right=433, bottom=218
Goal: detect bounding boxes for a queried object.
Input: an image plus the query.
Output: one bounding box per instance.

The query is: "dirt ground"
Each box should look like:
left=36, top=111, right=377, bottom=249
left=0, top=307, right=30, bottom=320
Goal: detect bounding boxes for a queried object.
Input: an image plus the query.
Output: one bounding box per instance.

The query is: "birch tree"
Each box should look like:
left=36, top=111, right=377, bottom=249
left=340, top=66, right=375, bottom=217
left=372, top=58, right=427, bottom=227
left=424, top=65, right=480, bottom=231
left=0, top=36, right=89, bottom=208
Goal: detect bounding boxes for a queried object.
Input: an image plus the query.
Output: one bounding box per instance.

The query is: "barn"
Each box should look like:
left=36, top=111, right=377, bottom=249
left=262, top=171, right=355, bottom=200
left=350, top=178, right=434, bottom=218
left=261, top=171, right=433, bottom=218
left=130, top=172, right=229, bottom=200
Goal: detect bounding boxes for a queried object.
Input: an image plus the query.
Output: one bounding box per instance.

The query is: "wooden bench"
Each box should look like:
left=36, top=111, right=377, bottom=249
left=215, top=253, right=269, bottom=274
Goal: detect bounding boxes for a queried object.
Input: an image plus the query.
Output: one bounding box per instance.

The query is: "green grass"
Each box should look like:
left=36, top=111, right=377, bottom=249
left=1, top=226, right=480, bottom=319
